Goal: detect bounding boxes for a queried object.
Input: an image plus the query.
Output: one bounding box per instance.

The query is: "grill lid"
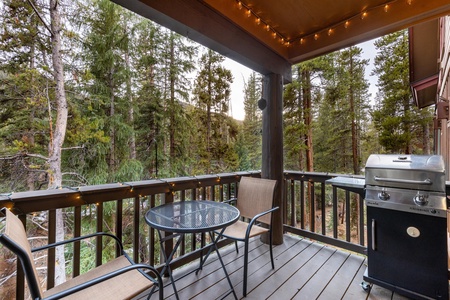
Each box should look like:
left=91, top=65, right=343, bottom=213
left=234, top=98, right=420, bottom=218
left=365, top=154, right=445, bottom=192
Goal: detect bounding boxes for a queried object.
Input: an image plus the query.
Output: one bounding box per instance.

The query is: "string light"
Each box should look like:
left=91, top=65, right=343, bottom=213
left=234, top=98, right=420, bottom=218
left=233, top=0, right=405, bottom=47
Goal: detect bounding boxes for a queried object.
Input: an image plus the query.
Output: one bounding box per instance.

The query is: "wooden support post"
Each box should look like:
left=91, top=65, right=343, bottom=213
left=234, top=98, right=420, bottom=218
left=261, top=73, right=284, bottom=245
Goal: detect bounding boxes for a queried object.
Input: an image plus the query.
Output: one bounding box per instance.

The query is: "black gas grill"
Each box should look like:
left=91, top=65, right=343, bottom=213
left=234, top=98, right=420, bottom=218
left=363, top=154, right=449, bottom=300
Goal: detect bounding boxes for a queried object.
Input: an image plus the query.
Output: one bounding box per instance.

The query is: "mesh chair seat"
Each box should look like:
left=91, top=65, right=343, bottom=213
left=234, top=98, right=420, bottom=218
left=221, top=220, right=269, bottom=240
left=43, top=256, right=154, bottom=299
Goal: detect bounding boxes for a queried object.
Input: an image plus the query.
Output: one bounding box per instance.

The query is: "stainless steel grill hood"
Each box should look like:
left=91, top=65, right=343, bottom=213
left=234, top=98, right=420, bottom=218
left=365, top=154, right=445, bottom=192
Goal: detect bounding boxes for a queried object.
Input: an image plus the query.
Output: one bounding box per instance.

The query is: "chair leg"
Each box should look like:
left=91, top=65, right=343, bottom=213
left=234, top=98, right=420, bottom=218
left=235, top=240, right=239, bottom=253
left=243, top=239, right=249, bottom=297
left=269, top=229, right=275, bottom=269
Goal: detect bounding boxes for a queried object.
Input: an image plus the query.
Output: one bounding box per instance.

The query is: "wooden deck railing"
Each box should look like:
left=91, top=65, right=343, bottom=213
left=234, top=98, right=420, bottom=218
left=283, top=171, right=366, bottom=254
left=0, top=171, right=368, bottom=299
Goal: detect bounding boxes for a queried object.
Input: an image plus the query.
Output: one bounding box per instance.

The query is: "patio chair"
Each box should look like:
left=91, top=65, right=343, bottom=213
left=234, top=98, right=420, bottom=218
left=219, top=176, right=278, bottom=297
left=0, top=208, right=163, bottom=300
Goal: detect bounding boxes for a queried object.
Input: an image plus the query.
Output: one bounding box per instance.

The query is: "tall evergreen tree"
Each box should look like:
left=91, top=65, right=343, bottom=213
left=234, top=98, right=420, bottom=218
left=372, top=30, right=433, bottom=154
left=284, top=58, right=323, bottom=171
left=315, top=48, right=370, bottom=174
left=192, top=49, right=235, bottom=173
left=239, top=72, right=262, bottom=170
left=159, top=31, right=197, bottom=177
left=83, top=0, right=132, bottom=182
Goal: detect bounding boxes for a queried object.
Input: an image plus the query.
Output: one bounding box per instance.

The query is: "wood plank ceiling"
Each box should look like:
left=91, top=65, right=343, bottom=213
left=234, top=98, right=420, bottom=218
left=112, top=0, right=450, bottom=82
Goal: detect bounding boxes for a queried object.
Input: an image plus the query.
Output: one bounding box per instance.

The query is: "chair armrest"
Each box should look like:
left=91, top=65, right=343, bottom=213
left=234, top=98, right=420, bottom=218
left=246, top=206, right=279, bottom=237
left=43, top=263, right=163, bottom=300
left=32, top=232, right=124, bottom=254
left=223, top=198, right=237, bottom=205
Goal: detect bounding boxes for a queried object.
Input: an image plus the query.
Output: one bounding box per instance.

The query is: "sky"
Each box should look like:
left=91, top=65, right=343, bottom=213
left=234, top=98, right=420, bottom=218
left=224, top=39, right=379, bottom=121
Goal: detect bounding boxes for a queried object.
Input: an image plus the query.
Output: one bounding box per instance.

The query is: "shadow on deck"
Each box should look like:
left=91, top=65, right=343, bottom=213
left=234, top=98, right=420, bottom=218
left=137, top=235, right=411, bottom=300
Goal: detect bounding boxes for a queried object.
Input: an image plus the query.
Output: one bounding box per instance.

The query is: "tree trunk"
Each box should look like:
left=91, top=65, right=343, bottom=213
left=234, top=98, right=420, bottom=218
left=49, top=0, right=68, bottom=285
left=169, top=35, right=176, bottom=161
left=125, top=28, right=136, bottom=160
left=109, top=69, right=116, bottom=172
left=302, top=69, right=314, bottom=172
left=349, top=54, right=359, bottom=175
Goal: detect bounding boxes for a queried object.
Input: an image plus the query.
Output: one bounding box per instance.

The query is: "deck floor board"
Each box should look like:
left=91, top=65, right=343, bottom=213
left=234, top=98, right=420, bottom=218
left=137, top=235, right=413, bottom=300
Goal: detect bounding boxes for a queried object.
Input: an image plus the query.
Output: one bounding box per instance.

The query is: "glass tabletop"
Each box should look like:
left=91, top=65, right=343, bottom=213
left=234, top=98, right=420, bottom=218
left=145, top=200, right=240, bottom=233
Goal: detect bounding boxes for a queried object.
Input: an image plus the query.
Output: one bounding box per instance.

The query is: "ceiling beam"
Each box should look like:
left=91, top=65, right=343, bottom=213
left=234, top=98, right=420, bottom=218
left=111, top=0, right=292, bottom=81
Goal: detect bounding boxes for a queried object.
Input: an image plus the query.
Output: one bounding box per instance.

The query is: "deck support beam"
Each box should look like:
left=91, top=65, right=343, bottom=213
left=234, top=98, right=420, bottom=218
left=261, top=73, right=284, bottom=245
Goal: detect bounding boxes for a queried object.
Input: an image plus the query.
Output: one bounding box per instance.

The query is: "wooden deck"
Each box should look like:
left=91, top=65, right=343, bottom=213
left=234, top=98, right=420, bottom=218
left=139, top=234, right=411, bottom=300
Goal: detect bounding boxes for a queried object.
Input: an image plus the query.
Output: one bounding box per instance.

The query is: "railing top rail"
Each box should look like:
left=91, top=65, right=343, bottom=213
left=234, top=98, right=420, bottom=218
left=0, top=172, right=258, bottom=214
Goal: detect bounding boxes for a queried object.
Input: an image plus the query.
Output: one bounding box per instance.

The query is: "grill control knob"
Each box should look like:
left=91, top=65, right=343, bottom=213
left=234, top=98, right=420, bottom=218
left=413, top=194, right=428, bottom=206
left=378, top=190, right=390, bottom=201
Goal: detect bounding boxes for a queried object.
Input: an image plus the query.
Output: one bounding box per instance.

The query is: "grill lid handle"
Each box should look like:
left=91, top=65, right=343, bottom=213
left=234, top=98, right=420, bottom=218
left=373, top=176, right=432, bottom=185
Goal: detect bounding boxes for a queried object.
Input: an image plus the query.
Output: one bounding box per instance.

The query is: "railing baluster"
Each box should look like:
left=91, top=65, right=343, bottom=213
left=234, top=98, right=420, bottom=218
left=310, top=182, right=315, bottom=232
left=47, top=209, right=56, bottom=289
left=290, top=180, right=295, bottom=226
left=74, top=206, right=82, bottom=277
left=345, top=191, right=351, bottom=242
left=96, top=203, right=103, bottom=267
left=133, top=196, right=140, bottom=263
left=358, top=193, right=365, bottom=246
left=149, top=194, right=156, bottom=266
left=321, top=182, right=326, bottom=236
left=300, top=179, right=305, bottom=229
left=332, top=186, right=338, bottom=239
left=180, top=190, right=186, bottom=256
left=116, top=199, right=123, bottom=258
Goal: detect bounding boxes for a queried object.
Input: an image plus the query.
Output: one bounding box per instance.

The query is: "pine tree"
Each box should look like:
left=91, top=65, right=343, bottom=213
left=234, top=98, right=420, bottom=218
left=192, top=49, right=234, bottom=173
left=372, top=31, right=433, bottom=154
left=83, top=0, right=133, bottom=182
left=239, top=72, right=262, bottom=170
left=284, top=58, right=323, bottom=171
left=315, top=48, right=370, bottom=174
left=159, top=31, right=197, bottom=177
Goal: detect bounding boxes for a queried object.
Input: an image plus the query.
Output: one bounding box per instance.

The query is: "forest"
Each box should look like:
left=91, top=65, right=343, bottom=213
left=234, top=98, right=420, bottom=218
left=0, top=0, right=435, bottom=193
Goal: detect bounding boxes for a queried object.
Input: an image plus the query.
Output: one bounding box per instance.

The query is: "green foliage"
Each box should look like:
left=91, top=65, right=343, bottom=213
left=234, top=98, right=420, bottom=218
left=371, top=31, right=433, bottom=154
left=191, top=49, right=236, bottom=173
left=239, top=72, right=262, bottom=170
left=314, top=48, right=371, bottom=174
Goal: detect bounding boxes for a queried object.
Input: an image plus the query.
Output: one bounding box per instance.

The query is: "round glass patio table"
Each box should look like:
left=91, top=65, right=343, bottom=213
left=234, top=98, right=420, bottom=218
left=145, top=200, right=240, bottom=300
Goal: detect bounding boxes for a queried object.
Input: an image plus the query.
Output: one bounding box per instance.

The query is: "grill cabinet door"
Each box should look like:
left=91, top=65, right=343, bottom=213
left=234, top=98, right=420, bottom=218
left=367, top=206, right=448, bottom=299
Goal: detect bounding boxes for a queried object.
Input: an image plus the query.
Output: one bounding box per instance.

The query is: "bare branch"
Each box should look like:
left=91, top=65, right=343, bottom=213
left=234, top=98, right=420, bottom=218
left=61, top=145, right=84, bottom=151
left=26, top=0, right=54, bottom=36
